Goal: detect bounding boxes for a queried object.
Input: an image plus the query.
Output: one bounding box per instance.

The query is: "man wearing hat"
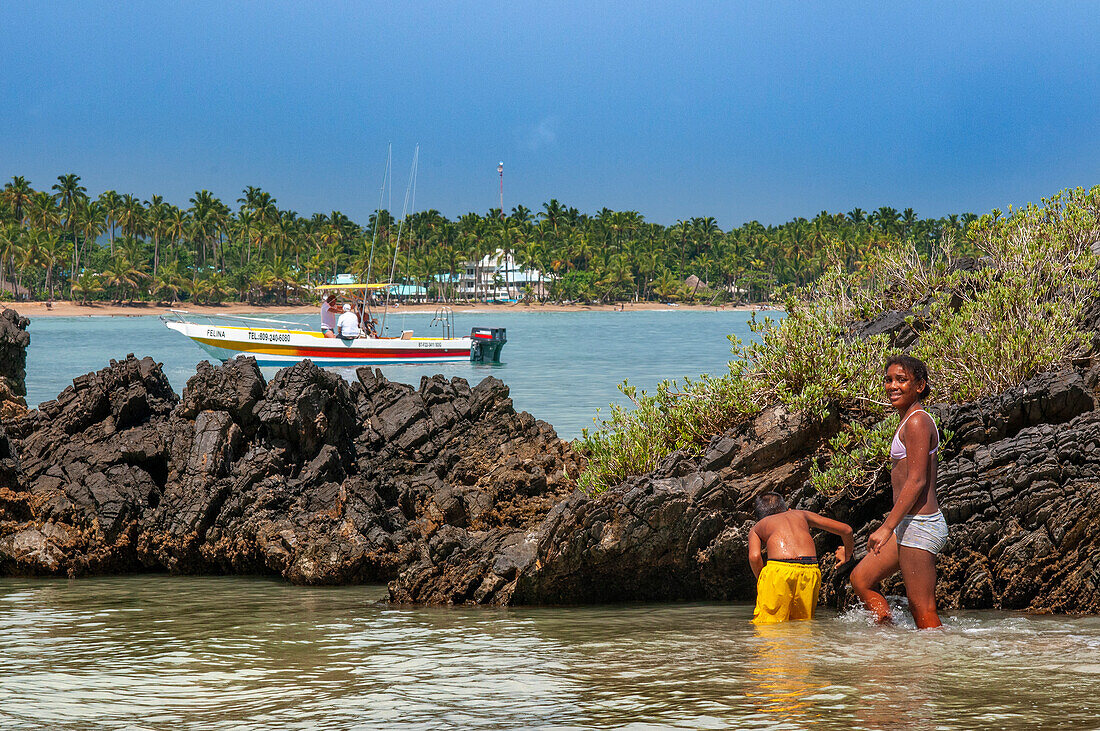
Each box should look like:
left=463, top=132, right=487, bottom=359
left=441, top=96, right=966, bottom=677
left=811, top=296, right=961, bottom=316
left=320, top=293, right=341, bottom=338
left=336, top=303, right=362, bottom=339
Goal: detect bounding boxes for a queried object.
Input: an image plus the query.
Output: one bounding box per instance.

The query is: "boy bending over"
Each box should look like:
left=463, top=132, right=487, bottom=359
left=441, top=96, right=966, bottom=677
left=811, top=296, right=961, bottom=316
left=748, top=492, right=855, bottom=624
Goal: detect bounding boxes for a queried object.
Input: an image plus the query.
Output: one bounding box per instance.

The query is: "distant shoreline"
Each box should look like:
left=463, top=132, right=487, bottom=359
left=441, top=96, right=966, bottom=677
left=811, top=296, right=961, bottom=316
left=7, top=300, right=781, bottom=319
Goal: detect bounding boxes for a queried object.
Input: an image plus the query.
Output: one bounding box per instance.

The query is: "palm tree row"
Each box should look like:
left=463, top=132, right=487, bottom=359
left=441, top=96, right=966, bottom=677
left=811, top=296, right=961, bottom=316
left=0, top=174, right=979, bottom=305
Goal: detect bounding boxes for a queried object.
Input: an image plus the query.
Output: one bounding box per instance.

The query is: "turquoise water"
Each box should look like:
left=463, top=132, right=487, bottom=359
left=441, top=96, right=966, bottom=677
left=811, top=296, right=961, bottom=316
left=22, top=309, right=762, bottom=439
left=10, top=311, right=1100, bottom=728
left=3, top=576, right=1100, bottom=730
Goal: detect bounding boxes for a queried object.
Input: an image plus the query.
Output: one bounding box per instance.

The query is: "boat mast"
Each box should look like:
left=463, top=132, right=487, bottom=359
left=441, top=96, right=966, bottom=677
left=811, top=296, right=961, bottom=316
left=380, top=145, right=418, bottom=336
left=361, top=144, right=391, bottom=332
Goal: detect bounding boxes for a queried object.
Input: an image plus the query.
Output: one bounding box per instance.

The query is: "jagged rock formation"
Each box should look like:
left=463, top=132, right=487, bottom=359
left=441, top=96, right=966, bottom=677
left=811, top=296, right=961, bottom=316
left=0, top=309, right=30, bottom=419
left=390, top=365, right=1100, bottom=613
left=2, top=302, right=1100, bottom=614
left=0, top=353, right=580, bottom=591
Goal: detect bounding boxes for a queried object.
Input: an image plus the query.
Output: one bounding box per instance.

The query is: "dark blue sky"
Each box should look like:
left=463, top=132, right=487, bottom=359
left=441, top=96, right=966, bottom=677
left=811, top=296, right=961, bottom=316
left=4, top=2, right=1097, bottom=227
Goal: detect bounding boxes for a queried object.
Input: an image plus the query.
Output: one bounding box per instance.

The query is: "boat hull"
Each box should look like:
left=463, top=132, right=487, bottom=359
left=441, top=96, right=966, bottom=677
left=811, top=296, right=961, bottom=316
left=164, top=320, right=473, bottom=366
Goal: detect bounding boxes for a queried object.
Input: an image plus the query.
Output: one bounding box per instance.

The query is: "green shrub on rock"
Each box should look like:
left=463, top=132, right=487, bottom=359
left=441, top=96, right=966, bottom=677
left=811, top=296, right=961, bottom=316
left=578, top=185, right=1100, bottom=495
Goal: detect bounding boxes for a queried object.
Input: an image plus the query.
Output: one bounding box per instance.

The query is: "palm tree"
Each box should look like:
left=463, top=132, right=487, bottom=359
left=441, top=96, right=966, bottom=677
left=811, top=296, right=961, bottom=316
left=98, top=190, right=123, bottom=254
left=51, top=175, right=87, bottom=211
left=670, top=220, right=691, bottom=275
left=653, top=268, right=679, bottom=301
left=235, top=210, right=256, bottom=265
left=145, top=195, right=169, bottom=278
left=568, top=232, right=593, bottom=271
left=0, top=168, right=979, bottom=306
left=116, top=195, right=145, bottom=241
left=2, top=176, right=35, bottom=226
left=70, top=272, right=104, bottom=304
left=71, top=200, right=104, bottom=281
left=36, top=232, right=67, bottom=298
left=150, top=258, right=187, bottom=305
left=598, top=255, right=634, bottom=301
left=539, top=199, right=566, bottom=232
left=260, top=257, right=299, bottom=304
left=13, top=239, right=33, bottom=296
left=199, top=271, right=231, bottom=304
left=165, top=207, right=189, bottom=263
left=27, top=191, right=61, bottom=231
left=0, top=223, right=20, bottom=297
left=51, top=175, right=87, bottom=277
left=189, top=189, right=223, bottom=267
left=870, top=206, right=900, bottom=236
left=101, top=254, right=149, bottom=303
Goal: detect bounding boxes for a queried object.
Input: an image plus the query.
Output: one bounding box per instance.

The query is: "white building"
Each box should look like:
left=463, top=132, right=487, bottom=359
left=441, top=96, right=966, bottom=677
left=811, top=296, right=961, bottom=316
left=459, top=250, right=550, bottom=301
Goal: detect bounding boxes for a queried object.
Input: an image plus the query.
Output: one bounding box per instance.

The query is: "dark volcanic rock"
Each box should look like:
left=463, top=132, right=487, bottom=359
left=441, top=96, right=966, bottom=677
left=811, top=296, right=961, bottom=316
left=848, top=309, right=922, bottom=350
left=502, top=403, right=830, bottom=605
left=0, top=309, right=30, bottom=419
left=394, top=366, right=1100, bottom=613
left=1, top=354, right=179, bottom=574
left=4, top=292, right=1100, bottom=616
left=176, top=357, right=266, bottom=432
left=0, top=355, right=581, bottom=589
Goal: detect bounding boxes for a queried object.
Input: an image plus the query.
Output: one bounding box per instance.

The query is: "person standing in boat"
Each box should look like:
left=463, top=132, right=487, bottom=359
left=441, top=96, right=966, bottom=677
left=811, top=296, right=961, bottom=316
left=320, top=293, right=341, bottom=338
left=850, top=354, right=947, bottom=629
left=335, top=303, right=362, bottom=339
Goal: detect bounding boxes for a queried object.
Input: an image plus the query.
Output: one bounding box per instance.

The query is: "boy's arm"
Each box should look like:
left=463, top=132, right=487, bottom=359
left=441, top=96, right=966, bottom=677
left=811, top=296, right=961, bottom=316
left=800, top=511, right=855, bottom=564
left=747, top=527, right=765, bottom=578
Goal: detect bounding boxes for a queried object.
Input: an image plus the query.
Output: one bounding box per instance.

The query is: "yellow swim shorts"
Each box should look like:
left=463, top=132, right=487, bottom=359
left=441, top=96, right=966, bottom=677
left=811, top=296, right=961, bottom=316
left=752, top=560, right=821, bottom=624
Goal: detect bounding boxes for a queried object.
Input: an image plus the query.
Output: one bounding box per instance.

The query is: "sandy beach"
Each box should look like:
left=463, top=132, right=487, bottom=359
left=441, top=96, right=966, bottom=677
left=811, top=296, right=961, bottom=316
left=5, top=300, right=774, bottom=318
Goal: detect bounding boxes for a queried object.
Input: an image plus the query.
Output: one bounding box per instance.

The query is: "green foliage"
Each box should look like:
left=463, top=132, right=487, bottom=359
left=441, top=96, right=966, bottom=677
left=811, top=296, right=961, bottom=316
left=809, top=416, right=898, bottom=497
left=738, top=293, right=890, bottom=420
left=1, top=172, right=976, bottom=304
left=577, top=375, right=761, bottom=493
left=578, top=185, right=1100, bottom=495
left=911, top=192, right=1099, bottom=402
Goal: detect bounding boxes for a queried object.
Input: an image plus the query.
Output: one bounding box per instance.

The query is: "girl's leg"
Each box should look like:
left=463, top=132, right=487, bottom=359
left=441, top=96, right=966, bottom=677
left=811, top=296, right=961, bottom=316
left=898, top=546, right=941, bottom=629
left=849, top=534, right=900, bottom=623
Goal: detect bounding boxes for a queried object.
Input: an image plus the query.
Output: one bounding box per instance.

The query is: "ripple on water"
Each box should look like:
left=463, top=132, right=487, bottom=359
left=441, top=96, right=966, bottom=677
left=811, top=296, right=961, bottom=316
left=3, top=577, right=1100, bottom=729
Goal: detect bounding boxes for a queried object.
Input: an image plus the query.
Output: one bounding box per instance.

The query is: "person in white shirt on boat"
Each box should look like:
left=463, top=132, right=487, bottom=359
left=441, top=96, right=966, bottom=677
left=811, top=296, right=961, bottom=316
left=336, top=304, right=362, bottom=339
left=320, top=294, right=341, bottom=338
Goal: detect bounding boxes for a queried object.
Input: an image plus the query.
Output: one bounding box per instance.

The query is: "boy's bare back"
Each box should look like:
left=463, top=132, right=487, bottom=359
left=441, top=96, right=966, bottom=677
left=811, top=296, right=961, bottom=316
left=752, top=511, right=819, bottom=560
left=748, top=506, right=855, bottom=579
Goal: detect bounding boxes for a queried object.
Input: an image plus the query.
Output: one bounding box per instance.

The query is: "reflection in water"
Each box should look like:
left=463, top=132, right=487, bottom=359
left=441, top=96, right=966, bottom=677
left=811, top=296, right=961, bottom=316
left=3, top=577, right=1100, bottom=729
left=747, top=622, right=826, bottom=725
left=852, top=628, right=937, bottom=730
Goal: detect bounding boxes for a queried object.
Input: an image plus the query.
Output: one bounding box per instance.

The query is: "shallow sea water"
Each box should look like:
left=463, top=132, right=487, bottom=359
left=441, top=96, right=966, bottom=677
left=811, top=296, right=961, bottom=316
left=3, top=576, right=1100, bottom=730
left=22, top=309, right=761, bottom=439
left=13, top=310, right=1098, bottom=728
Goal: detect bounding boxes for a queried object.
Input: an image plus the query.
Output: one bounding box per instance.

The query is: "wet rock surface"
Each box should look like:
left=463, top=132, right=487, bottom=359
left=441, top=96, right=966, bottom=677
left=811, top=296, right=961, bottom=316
left=495, top=366, right=1100, bottom=613
left=0, top=309, right=30, bottom=419
left=0, top=351, right=580, bottom=593
left=393, top=365, right=1100, bottom=612
left=2, top=304, right=1100, bottom=614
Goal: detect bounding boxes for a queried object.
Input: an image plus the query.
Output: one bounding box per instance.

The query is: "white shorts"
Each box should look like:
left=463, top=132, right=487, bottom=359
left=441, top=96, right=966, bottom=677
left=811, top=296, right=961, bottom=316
left=894, top=511, right=948, bottom=555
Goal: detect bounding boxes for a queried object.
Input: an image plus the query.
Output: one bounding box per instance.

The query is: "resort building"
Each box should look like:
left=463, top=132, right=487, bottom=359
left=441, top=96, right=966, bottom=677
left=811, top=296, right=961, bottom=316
left=458, top=250, right=551, bottom=301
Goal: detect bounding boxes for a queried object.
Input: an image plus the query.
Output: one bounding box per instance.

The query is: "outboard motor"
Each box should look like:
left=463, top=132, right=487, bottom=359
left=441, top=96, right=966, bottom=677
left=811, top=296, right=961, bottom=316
left=469, top=327, right=506, bottom=363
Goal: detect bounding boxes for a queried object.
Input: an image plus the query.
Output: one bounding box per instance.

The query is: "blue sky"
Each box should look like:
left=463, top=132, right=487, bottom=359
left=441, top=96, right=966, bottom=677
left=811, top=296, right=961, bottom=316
left=3, top=2, right=1097, bottom=227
